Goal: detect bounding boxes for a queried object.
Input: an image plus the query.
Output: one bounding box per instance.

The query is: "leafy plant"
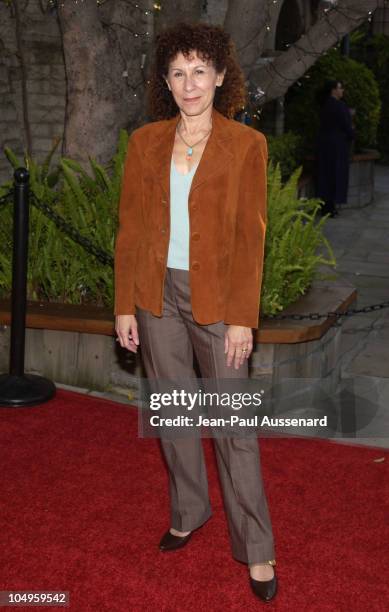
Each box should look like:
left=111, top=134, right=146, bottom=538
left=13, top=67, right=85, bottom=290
left=0, top=131, right=128, bottom=305
left=0, top=141, right=63, bottom=301
left=285, top=48, right=381, bottom=153
left=266, top=132, right=304, bottom=180
left=349, top=32, right=389, bottom=161
left=261, top=163, right=336, bottom=315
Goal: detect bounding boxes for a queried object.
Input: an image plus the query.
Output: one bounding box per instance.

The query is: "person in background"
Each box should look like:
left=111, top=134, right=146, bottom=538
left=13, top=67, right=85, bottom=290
left=315, top=79, right=355, bottom=217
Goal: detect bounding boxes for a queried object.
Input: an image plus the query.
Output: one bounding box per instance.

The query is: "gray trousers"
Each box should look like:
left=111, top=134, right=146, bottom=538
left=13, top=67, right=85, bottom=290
left=136, top=268, right=276, bottom=565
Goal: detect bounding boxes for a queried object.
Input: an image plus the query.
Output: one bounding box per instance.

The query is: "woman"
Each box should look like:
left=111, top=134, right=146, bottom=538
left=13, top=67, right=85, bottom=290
left=114, top=23, right=277, bottom=602
left=316, top=79, right=355, bottom=217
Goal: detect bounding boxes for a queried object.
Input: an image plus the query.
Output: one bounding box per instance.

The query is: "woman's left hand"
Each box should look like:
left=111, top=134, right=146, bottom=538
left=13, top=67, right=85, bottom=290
left=224, top=325, right=253, bottom=370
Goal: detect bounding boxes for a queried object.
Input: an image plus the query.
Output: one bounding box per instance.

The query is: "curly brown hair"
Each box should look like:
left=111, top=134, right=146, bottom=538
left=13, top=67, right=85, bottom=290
left=146, top=22, right=247, bottom=121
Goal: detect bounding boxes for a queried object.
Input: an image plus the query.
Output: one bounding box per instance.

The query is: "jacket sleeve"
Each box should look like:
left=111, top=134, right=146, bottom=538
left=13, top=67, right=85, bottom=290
left=223, top=134, right=268, bottom=329
left=114, top=132, right=143, bottom=315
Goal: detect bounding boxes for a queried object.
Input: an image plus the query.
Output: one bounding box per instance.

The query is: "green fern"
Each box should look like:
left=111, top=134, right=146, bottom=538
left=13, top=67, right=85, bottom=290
left=0, top=132, right=127, bottom=306
left=261, top=162, right=336, bottom=315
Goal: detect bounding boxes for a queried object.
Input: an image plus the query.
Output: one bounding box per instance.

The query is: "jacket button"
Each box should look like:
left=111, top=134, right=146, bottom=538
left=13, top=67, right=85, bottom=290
left=192, top=261, right=200, bottom=271
left=161, top=228, right=166, bottom=234
left=162, top=199, right=168, bottom=206
left=192, top=205, right=198, bottom=211
left=192, top=232, right=200, bottom=241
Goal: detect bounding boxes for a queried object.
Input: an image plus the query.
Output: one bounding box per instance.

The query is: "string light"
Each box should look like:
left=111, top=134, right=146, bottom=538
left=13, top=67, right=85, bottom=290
left=55, top=0, right=161, bottom=24
left=54, top=0, right=157, bottom=40
left=321, top=0, right=339, bottom=12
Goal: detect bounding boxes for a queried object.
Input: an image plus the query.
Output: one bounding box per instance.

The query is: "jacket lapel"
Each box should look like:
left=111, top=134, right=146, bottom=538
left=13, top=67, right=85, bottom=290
left=143, top=107, right=234, bottom=199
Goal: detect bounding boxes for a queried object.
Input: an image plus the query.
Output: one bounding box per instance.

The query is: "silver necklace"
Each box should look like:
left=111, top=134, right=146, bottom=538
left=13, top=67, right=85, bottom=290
left=176, top=120, right=212, bottom=160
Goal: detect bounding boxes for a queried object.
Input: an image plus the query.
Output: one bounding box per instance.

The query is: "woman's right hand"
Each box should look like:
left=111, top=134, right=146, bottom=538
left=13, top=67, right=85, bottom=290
left=115, top=314, right=139, bottom=353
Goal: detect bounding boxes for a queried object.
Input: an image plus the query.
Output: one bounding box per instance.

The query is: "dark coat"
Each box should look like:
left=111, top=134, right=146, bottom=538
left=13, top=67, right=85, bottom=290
left=315, top=97, right=354, bottom=206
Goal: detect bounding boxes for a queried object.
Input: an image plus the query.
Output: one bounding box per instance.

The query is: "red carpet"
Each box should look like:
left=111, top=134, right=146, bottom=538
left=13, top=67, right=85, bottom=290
left=0, top=388, right=388, bottom=611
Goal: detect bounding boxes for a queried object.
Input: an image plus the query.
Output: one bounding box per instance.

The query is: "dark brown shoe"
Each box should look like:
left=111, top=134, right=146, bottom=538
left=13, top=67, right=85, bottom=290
left=249, top=573, right=277, bottom=602
left=159, top=530, right=192, bottom=552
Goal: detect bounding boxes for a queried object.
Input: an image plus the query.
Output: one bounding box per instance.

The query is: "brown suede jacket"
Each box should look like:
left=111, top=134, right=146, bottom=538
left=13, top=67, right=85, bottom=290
left=114, top=106, right=267, bottom=329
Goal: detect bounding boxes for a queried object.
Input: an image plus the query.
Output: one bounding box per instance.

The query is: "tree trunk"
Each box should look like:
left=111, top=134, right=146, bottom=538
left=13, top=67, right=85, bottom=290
left=223, top=0, right=269, bottom=77
left=247, top=0, right=379, bottom=105
left=154, top=0, right=202, bottom=36
left=57, top=0, right=202, bottom=167
left=57, top=0, right=150, bottom=167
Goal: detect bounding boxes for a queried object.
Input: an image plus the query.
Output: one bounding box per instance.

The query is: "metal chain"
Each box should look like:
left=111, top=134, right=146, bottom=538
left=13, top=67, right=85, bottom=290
left=3, top=189, right=389, bottom=321
left=30, top=192, right=114, bottom=267
left=265, top=301, right=389, bottom=321
left=0, top=189, right=14, bottom=208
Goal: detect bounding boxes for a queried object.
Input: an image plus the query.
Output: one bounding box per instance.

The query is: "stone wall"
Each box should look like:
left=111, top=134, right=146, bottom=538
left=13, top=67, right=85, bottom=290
left=299, top=153, right=379, bottom=208
left=0, top=0, right=65, bottom=184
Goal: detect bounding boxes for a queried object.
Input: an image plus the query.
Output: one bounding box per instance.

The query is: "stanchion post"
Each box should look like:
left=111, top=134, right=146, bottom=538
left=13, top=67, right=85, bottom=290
left=0, top=168, right=56, bottom=407
left=9, top=168, right=29, bottom=376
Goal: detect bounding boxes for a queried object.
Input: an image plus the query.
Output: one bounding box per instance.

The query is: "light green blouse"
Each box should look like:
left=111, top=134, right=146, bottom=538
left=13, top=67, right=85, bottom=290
left=166, top=157, right=199, bottom=270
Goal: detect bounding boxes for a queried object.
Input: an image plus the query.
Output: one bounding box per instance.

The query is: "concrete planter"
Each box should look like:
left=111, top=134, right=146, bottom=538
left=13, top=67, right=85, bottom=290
left=345, top=151, right=380, bottom=208
left=0, top=282, right=356, bottom=404
left=299, top=150, right=380, bottom=208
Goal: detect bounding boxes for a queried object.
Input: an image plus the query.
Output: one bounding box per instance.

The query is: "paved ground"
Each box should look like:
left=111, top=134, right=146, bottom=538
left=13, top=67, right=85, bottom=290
left=319, top=164, right=389, bottom=376
left=57, top=164, right=389, bottom=449
left=320, top=163, right=389, bottom=448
